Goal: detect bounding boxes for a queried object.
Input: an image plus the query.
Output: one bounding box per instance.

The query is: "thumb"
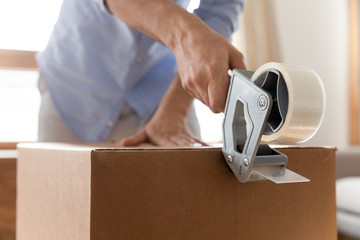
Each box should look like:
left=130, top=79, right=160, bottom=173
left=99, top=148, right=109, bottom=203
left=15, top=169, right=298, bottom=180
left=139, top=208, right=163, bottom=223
left=121, top=129, right=148, bottom=146
left=229, top=46, right=247, bottom=70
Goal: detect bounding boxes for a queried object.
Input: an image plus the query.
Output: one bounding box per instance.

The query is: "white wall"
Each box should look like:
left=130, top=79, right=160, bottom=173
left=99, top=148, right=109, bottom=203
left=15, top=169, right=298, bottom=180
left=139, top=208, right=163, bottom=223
left=271, top=0, right=349, bottom=147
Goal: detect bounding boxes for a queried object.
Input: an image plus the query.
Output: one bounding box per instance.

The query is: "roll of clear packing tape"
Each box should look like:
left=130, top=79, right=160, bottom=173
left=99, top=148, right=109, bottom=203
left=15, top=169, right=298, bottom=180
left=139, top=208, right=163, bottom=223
left=250, top=62, right=326, bottom=144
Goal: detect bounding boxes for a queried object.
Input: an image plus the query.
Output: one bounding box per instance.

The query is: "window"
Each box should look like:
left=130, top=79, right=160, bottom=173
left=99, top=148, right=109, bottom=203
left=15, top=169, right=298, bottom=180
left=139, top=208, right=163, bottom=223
left=0, top=70, right=39, bottom=141
left=0, top=0, right=62, bottom=143
left=0, top=0, right=62, bottom=51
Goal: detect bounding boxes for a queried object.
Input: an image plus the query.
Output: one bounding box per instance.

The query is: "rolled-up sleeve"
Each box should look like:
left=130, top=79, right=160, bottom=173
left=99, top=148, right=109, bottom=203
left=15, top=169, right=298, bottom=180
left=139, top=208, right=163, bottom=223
left=194, top=0, right=245, bottom=40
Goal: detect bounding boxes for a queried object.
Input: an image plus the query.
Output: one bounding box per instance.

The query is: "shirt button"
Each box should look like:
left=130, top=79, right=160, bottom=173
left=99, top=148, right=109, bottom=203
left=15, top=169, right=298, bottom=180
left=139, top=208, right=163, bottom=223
left=136, top=56, right=142, bottom=62
left=107, top=121, right=114, bottom=127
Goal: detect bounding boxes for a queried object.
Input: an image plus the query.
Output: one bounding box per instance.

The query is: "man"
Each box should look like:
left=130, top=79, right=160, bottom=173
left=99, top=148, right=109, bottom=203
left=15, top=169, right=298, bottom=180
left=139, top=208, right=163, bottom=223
left=37, top=0, right=246, bottom=146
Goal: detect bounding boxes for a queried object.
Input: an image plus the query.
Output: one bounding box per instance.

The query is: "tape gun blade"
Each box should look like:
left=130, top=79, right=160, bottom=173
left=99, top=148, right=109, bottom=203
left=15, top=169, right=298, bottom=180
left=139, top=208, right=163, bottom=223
left=253, top=166, right=310, bottom=184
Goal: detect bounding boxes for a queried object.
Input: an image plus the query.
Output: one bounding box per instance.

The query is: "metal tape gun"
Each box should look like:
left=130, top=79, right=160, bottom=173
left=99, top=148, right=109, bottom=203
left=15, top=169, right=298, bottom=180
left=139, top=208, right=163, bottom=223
left=222, top=62, right=326, bottom=184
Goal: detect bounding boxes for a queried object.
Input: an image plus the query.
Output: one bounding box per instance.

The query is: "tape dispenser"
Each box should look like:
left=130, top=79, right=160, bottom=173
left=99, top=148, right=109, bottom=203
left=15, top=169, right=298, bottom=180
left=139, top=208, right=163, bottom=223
left=222, top=62, right=326, bottom=184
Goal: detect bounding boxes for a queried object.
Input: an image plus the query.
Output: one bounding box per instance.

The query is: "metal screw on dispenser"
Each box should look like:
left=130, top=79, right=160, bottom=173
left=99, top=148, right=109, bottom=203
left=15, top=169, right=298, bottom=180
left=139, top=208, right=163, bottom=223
left=243, top=158, right=249, bottom=166
left=258, top=96, right=268, bottom=111
left=227, top=155, right=233, bottom=163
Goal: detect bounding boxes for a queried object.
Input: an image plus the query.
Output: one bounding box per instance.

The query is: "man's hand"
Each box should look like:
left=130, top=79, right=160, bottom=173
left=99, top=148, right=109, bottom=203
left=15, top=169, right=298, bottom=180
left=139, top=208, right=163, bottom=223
left=172, top=16, right=246, bottom=112
left=105, top=0, right=246, bottom=113
left=121, top=74, right=207, bottom=147
left=120, top=108, right=206, bottom=147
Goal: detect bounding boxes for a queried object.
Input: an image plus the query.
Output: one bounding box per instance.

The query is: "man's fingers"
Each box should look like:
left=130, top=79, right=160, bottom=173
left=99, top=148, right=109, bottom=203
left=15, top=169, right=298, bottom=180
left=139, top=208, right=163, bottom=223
left=188, top=85, right=210, bottom=108
left=207, top=70, right=229, bottom=113
left=206, top=47, right=246, bottom=113
left=121, top=130, right=148, bottom=146
left=182, top=73, right=210, bottom=107
left=193, top=138, right=209, bottom=147
left=170, top=133, right=209, bottom=147
left=188, top=138, right=209, bottom=147
left=208, top=83, right=228, bottom=113
left=229, top=46, right=247, bottom=70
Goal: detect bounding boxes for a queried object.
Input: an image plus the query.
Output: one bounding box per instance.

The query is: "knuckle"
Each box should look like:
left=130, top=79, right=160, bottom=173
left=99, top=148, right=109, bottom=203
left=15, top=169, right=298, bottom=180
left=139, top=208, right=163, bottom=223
left=209, top=101, right=221, bottom=113
left=192, top=75, right=202, bottom=86
left=182, top=78, right=193, bottom=90
left=209, top=98, right=225, bottom=113
left=189, top=70, right=203, bottom=85
left=205, top=65, right=216, bottom=78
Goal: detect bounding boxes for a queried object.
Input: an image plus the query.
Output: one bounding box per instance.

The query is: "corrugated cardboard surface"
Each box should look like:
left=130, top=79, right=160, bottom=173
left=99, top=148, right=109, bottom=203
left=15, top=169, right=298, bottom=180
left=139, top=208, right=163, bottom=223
left=17, top=144, right=337, bottom=240
left=0, top=151, right=16, bottom=240
left=17, top=147, right=91, bottom=240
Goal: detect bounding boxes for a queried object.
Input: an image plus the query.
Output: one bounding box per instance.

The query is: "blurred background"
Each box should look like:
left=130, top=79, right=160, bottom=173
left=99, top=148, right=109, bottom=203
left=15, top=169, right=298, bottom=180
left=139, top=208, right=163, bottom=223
left=0, top=0, right=359, bottom=239
left=0, top=0, right=62, bottom=142
left=0, top=0, right=357, bottom=147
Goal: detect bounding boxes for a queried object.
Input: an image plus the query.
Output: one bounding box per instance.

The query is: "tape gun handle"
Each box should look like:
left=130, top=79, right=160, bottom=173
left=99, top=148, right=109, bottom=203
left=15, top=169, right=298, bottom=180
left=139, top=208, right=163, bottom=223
left=223, top=69, right=275, bottom=182
left=223, top=69, right=310, bottom=184
left=228, top=70, right=255, bottom=82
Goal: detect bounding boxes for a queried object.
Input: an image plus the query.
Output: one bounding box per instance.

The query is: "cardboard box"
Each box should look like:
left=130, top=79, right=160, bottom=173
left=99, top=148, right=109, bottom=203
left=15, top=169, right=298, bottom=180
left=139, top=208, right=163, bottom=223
left=0, top=150, right=17, bottom=240
left=17, top=143, right=337, bottom=240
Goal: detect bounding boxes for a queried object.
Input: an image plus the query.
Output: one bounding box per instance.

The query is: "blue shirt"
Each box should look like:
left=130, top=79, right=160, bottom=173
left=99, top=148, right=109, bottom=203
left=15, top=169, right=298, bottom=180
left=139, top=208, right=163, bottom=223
left=37, top=0, right=244, bottom=142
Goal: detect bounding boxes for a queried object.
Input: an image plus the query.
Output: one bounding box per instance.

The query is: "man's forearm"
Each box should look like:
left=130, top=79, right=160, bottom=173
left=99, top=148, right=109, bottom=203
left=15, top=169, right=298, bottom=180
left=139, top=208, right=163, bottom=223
left=105, top=0, right=201, bottom=51
left=105, top=0, right=246, bottom=113
left=156, top=73, right=194, bottom=119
